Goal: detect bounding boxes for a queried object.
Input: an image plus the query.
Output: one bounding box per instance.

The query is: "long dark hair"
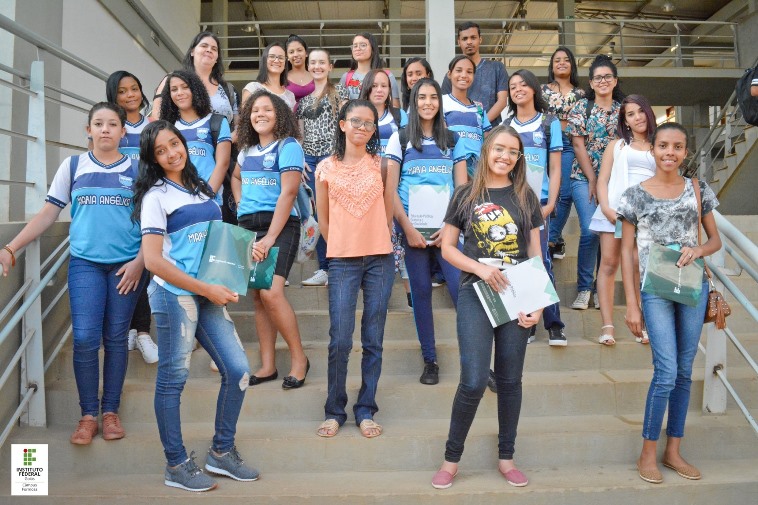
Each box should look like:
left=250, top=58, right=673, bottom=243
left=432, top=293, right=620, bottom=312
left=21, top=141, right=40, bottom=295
left=506, top=69, right=549, bottom=116
left=285, top=34, right=308, bottom=71
left=618, top=94, right=656, bottom=144
left=333, top=100, right=380, bottom=160
left=257, top=42, right=288, bottom=87
left=401, top=57, right=433, bottom=110
left=462, top=125, right=539, bottom=245
left=105, top=71, right=149, bottom=113
left=586, top=55, right=625, bottom=102
left=237, top=90, right=301, bottom=151
left=547, top=46, right=580, bottom=89
left=182, top=31, right=229, bottom=91
left=159, top=70, right=212, bottom=124
left=358, top=69, right=401, bottom=120
left=406, top=78, right=447, bottom=153
left=131, top=120, right=214, bottom=222
left=349, top=32, right=382, bottom=71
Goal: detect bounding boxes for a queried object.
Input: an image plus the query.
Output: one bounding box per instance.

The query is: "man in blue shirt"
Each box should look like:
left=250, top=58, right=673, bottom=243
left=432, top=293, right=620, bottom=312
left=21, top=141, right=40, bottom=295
left=441, top=22, right=509, bottom=126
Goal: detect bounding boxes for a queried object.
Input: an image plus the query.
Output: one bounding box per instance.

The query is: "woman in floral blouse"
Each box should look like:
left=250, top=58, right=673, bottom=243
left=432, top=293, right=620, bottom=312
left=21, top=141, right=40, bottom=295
left=542, top=46, right=584, bottom=262
left=565, top=55, right=624, bottom=311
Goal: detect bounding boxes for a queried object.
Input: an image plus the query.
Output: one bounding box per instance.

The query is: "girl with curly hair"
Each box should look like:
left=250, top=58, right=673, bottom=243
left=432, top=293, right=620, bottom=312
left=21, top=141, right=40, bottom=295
left=314, top=100, right=395, bottom=439
left=231, top=90, right=309, bottom=389
left=159, top=70, right=231, bottom=204
left=242, top=42, right=296, bottom=110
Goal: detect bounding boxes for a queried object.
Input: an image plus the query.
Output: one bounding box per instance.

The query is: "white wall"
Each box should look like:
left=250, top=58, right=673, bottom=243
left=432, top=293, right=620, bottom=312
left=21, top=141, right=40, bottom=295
left=141, top=0, right=201, bottom=55
left=0, top=0, right=15, bottom=222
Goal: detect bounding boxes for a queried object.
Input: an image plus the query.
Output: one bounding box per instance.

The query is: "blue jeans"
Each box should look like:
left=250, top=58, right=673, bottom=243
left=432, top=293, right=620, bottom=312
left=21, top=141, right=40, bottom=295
left=148, top=281, right=250, bottom=467
left=445, top=284, right=529, bottom=462
left=540, top=199, right=564, bottom=330
left=640, top=282, right=708, bottom=441
left=305, top=153, right=330, bottom=271
left=548, top=133, right=574, bottom=245
left=68, top=256, right=146, bottom=417
left=402, top=237, right=460, bottom=363
left=570, top=178, right=599, bottom=292
left=324, top=254, right=394, bottom=426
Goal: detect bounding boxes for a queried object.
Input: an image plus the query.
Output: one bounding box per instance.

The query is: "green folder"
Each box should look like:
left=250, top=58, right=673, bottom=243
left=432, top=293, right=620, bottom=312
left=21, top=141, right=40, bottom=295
left=641, top=243, right=704, bottom=307
left=249, top=247, right=278, bottom=290
left=196, top=221, right=256, bottom=296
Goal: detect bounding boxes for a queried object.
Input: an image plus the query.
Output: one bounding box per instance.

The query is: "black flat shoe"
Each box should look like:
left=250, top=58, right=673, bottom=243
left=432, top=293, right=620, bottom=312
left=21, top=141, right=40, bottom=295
left=282, top=358, right=310, bottom=390
left=249, top=370, right=278, bottom=386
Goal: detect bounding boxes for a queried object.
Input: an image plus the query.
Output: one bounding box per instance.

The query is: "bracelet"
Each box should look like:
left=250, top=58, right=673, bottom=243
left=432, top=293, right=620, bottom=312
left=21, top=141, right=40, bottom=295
left=3, top=245, right=16, bottom=267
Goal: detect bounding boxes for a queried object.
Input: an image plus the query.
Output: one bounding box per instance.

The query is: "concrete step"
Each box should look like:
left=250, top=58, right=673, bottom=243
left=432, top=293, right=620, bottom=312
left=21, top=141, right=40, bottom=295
left=0, top=457, right=756, bottom=504
left=42, top=366, right=758, bottom=425
left=2, top=415, right=754, bottom=476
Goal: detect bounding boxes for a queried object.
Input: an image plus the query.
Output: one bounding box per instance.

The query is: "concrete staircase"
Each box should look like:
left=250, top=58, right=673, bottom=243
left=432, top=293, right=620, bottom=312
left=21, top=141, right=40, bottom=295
left=1, top=217, right=757, bottom=504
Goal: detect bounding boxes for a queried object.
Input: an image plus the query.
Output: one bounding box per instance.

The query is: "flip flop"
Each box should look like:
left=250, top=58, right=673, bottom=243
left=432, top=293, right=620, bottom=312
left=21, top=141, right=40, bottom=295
left=359, top=419, right=383, bottom=438
left=316, top=419, right=340, bottom=438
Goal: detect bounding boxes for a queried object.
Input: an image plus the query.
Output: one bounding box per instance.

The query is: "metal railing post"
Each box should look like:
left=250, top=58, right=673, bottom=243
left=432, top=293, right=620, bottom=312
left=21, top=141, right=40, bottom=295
left=25, top=61, right=46, bottom=219
left=703, top=246, right=728, bottom=415
left=20, top=237, right=47, bottom=427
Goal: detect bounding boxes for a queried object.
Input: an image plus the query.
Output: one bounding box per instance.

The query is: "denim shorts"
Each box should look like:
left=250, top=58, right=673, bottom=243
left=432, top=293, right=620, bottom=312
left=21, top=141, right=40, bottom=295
left=238, top=211, right=300, bottom=278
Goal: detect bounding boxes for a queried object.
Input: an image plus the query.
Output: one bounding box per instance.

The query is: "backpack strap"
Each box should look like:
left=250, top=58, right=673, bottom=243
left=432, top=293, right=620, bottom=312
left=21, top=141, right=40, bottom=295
left=584, top=99, right=595, bottom=121
left=541, top=112, right=557, bottom=150
left=445, top=129, right=457, bottom=150
left=209, top=113, right=224, bottom=148
left=69, top=154, right=80, bottom=196
left=399, top=128, right=409, bottom=160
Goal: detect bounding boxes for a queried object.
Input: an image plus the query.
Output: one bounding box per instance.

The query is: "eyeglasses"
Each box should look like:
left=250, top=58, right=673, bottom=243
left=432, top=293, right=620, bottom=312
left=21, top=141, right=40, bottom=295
left=351, top=43, right=369, bottom=50
left=267, top=55, right=286, bottom=62
left=591, top=74, right=616, bottom=83
left=492, top=146, right=523, bottom=160
left=346, top=117, right=376, bottom=131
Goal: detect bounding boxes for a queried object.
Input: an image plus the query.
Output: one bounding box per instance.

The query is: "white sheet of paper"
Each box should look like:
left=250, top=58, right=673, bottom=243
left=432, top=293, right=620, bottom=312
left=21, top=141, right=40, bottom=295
left=408, top=184, right=450, bottom=240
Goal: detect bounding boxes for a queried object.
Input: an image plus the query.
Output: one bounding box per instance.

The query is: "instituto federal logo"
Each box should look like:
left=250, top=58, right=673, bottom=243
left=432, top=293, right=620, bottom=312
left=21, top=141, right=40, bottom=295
left=11, top=444, right=48, bottom=495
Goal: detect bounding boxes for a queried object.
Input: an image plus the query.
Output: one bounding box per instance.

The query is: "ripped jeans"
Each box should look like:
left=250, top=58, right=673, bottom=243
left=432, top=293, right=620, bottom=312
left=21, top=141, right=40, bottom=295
left=148, top=281, right=251, bottom=466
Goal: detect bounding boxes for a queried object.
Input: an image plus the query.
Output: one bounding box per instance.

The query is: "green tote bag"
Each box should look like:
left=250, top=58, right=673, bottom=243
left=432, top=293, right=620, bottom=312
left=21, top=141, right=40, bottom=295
left=249, top=247, right=278, bottom=290
left=196, top=221, right=256, bottom=296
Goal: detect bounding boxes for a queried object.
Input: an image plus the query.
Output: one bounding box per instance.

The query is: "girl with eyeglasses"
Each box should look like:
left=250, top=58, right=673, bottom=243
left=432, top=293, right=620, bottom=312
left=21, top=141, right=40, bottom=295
left=242, top=42, right=296, bottom=111
left=565, top=54, right=624, bottom=312
left=314, top=100, right=396, bottom=439
left=231, top=90, right=309, bottom=389
left=284, top=34, right=315, bottom=107
left=432, top=125, right=544, bottom=489
left=385, top=78, right=466, bottom=386
left=340, top=32, right=401, bottom=107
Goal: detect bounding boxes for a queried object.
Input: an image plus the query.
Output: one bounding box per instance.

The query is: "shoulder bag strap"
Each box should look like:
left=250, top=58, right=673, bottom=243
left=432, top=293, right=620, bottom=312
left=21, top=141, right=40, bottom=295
left=691, top=177, right=714, bottom=284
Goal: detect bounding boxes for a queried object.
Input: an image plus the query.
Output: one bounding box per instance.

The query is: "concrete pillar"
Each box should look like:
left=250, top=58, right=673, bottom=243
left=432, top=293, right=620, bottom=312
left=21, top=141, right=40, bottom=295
left=426, top=0, right=455, bottom=85
left=557, top=0, right=576, bottom=52
left=211, top=0, right=229, bottom=69
left=388, top=0, right=401, bottom=70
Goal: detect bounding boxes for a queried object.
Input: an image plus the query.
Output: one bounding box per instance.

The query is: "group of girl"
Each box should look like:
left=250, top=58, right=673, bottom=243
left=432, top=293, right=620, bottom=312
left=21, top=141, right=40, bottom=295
left=0, top=30, right=721, bottom=493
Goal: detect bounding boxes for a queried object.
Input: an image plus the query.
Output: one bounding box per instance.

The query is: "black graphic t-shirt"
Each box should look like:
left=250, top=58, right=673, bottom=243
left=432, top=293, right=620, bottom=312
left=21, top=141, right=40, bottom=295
left=444, top=184, right=543, bottom=285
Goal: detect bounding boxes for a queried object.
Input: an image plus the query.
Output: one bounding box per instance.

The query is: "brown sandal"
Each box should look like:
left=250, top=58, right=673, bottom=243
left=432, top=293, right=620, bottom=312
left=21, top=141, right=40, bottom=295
left=359, top=419, right=383, bottom=438
left=316, top=419, right=340, bottom=438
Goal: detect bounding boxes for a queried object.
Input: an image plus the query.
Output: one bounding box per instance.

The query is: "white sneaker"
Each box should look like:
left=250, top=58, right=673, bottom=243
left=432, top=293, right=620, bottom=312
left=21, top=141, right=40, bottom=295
left=135, top=333, right=159, bottom=364
left=571, top=290, right=591, bottom=310
left=127, top=329, right=137, bottom=351
left=593, top=292, right=600, bottom=309
left=302, top=269, right=328, bottom=286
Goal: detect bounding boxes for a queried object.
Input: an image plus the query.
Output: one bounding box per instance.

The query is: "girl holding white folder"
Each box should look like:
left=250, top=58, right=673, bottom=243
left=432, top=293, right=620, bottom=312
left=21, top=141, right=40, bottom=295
left=432, top=125, right=543, bottom=489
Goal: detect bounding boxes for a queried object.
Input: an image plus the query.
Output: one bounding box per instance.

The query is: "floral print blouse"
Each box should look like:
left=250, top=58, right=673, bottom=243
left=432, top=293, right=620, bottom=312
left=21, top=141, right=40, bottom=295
left=541, top=84, right=585, bottom=122
left=565, top=98, right=620, bottom=181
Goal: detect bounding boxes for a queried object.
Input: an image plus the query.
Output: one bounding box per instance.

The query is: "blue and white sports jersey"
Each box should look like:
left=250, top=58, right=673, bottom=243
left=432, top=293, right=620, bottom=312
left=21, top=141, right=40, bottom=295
left=140, top=179, right=222, bottom=295
left=46, top=152, right=140, bottom=263
left=510, top=113, right=562, bottom=200
left=119, top=115, right=147, bottom=168
left=385, top=132, right=466, bottom=213
left=175, top=113, right=231, bottom=202
left=377, top=108, right=408, bottom=158
left=236, top=137, right=304, bottom=218
left=442, top=94, right=492, bottom=162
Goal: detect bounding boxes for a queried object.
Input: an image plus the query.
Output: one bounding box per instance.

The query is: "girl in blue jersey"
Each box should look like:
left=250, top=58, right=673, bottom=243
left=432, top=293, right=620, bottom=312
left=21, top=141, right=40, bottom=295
left=134, top=120, right=256, bottom=492
left=105, top=70, right=158, bottom=364
left=442, top=55, right=492, bottom=179
left=401, top=57, right=433, bottom=111
left=1, top=103, right=146, bottom=446
left=359, top=69, right=408, bottom=156
left=385, top=78, right=467, bottom=385
left=159, top=70, right=231, bottom=201
left=231, top=90, right=310, bottom=389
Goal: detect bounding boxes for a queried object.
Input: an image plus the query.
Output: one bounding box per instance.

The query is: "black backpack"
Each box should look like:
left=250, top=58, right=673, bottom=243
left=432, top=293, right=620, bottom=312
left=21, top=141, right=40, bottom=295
left=503, top=112, right=559, bottom=150
left=736, top=67, right=758, bottom=126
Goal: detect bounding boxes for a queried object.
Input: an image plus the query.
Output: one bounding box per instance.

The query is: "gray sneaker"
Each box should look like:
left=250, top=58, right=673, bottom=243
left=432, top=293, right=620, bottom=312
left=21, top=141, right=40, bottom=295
left=205, top=446, right=259, bottom=482
left=165, top=452, right=217, bottom=492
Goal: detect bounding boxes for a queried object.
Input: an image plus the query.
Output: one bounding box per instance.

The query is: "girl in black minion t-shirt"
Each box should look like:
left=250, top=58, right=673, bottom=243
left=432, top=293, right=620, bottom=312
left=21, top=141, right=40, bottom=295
left=431, top=124, right=543, bottom=490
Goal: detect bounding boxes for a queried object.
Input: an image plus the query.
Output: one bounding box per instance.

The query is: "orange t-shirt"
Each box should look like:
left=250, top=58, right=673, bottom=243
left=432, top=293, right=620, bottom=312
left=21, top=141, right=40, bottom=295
left=315, top=154, right=393, bottom=258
